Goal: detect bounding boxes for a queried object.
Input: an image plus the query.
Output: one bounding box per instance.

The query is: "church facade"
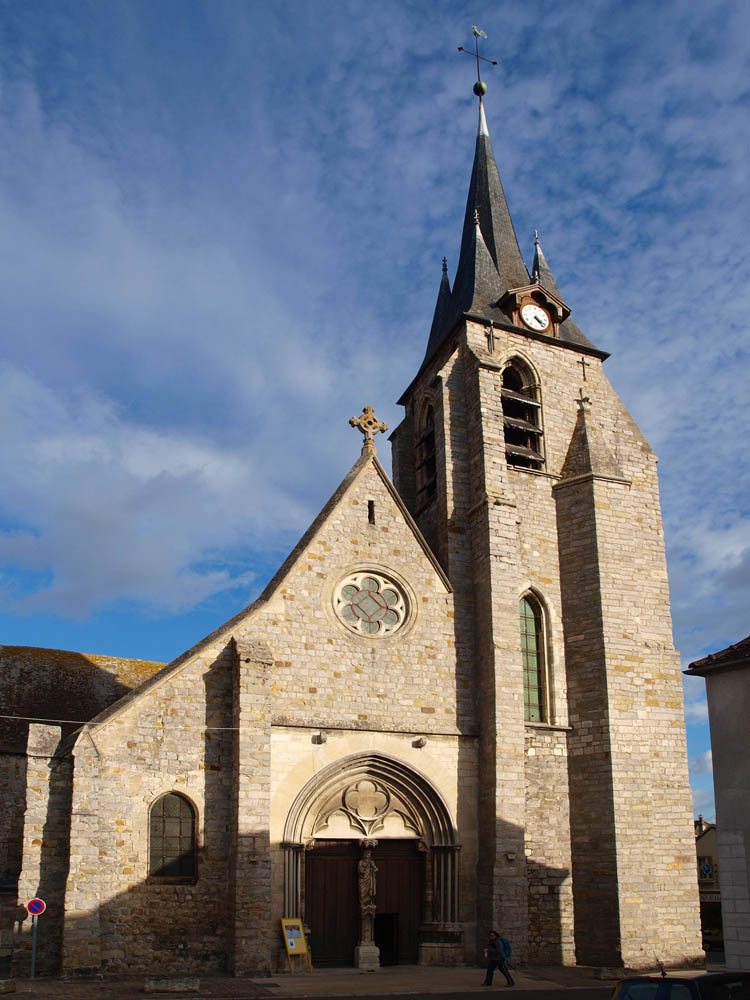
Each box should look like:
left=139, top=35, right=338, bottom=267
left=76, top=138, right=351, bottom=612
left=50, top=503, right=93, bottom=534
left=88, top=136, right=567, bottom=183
left=1, top=95, right=703, bottom=979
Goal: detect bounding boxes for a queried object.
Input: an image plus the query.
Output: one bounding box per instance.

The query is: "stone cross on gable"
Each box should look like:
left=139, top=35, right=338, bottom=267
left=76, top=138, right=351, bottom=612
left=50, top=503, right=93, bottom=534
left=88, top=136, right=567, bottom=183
left=350, top=406, right=388, bottom=455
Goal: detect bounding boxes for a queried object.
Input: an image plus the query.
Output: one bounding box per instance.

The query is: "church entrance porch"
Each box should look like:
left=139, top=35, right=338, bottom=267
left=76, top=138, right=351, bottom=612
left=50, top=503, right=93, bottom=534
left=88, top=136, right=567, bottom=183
left=304, top=839, right=424, bottom=967
left=281, top=752, right=463, bottom=967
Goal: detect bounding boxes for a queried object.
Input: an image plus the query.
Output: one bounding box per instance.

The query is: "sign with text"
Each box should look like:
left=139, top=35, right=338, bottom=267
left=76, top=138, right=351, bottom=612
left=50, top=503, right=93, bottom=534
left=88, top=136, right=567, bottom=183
left=280, top=918, right=312, bottom=973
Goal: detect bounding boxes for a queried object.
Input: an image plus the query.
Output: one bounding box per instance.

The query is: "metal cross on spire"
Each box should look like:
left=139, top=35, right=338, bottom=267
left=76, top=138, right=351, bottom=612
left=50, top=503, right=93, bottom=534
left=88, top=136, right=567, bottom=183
left=458, top=25, right=498, bottom=97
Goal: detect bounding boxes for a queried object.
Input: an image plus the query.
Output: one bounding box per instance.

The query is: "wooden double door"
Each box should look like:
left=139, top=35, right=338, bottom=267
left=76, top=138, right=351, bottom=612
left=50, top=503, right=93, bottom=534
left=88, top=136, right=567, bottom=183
left=305, top=839, right=424, bottom=966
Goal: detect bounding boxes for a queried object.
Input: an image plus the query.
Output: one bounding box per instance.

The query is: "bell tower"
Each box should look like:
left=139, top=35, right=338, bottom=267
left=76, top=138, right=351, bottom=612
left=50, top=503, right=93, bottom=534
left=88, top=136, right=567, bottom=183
left=389, top=55, right=702, bottom=968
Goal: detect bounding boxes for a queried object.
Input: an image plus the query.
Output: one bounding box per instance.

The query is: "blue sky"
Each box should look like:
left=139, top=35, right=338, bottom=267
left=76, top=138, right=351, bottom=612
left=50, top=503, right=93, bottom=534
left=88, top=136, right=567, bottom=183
left=1, top=0, right=748, bottom=821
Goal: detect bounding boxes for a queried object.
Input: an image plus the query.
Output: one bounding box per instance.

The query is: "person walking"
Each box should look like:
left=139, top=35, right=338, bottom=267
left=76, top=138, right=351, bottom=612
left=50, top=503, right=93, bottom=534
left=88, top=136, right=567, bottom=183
left=483, top=930, right=514, bottom=986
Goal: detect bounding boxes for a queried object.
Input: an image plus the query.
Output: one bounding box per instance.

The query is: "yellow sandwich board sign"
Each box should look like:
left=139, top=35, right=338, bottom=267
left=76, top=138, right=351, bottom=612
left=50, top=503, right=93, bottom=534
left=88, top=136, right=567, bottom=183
left=280, top=917, right=312, bottom=973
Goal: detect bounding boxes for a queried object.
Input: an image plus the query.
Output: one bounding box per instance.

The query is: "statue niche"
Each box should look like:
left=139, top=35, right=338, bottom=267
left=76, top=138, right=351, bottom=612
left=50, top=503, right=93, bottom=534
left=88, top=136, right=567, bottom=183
left=354, top=839, right=380, bottom=969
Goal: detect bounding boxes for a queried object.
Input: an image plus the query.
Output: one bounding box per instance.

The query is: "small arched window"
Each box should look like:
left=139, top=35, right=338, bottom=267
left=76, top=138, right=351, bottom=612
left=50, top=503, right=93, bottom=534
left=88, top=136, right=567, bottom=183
left=149, top=793, right=196, bottom=879
left=415, top=404, right=437, bottom=510
left=520, top=595, right=546, bottom=723
left=501, top=362, right=544, bottom=469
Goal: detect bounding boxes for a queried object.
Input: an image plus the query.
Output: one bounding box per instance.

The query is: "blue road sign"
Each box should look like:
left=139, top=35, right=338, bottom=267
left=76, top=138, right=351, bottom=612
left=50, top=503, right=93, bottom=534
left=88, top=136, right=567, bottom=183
left=27, top=898, right=46, bottom=915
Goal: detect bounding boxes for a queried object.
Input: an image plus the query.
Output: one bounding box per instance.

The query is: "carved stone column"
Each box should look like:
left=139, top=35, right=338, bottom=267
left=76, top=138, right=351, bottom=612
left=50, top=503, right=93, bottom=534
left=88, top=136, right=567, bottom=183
left=418, top=845, right=464, bottom=966
left=281, top=842, right=303, bottom=917
left=354, top=839, right=380, bottom=970
left=432, top=844, right=460, bottom=922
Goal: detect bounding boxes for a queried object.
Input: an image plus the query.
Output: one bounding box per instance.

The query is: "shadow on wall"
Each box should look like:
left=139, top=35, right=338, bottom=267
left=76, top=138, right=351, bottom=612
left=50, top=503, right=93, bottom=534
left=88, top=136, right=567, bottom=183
left=7, top=636, right=574, bottom=978
left=1, top=647, right=165, bottom=977
left=57, top=645, right=238, bottom=978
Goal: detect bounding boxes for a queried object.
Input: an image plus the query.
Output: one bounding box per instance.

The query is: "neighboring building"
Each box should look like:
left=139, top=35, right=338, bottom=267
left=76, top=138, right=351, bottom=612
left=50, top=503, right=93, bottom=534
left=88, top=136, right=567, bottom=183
left=0, top=88, right=703, bottom=978
left=695, top=817, right=723, bottom=952
left=687, top=636, right=750, bottom=970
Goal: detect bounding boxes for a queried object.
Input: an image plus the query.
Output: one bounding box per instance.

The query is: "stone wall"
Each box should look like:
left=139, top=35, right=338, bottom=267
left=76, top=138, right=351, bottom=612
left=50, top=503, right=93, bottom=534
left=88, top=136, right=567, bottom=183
left=268, top=726, right=479, bottom=969
left=0, top=754, right=26, bottom=888
left=524, top=727, right=575, bottom=964
left=393, top=316, right=702, bottom=968
left=62, top=645, right=236, bottom=976
left=229, top=640, right=273, bottom=975
left=51, top=451, right=478, bottom=976
left=238, top=458, right=471, bottom=738
left=0, top=644, right=165, bottom=975
left=13, top=725, right=72, bottom=977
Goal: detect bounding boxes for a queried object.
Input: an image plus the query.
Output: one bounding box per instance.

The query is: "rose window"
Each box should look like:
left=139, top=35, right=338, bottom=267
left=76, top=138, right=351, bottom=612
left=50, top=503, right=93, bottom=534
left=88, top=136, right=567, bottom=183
left=334, top=572, right=407, bottom=637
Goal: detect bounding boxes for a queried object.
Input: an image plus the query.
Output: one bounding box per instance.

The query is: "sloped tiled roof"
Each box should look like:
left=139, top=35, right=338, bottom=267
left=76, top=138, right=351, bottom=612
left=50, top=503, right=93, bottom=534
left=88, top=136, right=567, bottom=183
left=0, top=645, right=164, bottom=752
left=685, top=635, right=750, bottom=676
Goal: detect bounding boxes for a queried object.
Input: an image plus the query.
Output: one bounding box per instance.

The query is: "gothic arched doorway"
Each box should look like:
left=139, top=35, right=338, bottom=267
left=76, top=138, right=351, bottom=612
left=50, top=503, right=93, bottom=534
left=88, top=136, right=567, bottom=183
left=281, top=752, right=461, bottom=967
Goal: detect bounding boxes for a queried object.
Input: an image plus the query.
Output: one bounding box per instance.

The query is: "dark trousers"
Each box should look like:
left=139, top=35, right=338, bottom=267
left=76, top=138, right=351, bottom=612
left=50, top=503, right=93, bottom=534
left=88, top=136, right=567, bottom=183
left=484, top=958, right=514, bottom=985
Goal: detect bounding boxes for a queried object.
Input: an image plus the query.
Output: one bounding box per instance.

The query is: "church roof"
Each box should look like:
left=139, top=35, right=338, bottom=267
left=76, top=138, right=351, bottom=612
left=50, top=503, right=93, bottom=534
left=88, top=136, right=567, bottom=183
left=455, top=101, right=530, bottom=300
left=684, top=634, right=750, bottom=676
left=414, top=98, right=606, bottom=388
left=0, top=645, right=164, bottom=752
left=532, top=232, right=563, bottom=301
left=451, top=208, right=506, bottom=318
left=422, top=259, right=453, bottom=366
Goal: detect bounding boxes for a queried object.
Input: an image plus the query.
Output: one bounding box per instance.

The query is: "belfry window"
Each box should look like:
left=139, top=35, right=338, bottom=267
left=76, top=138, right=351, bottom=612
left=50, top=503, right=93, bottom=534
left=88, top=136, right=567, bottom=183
left=149, top=793, right=196, bottom=879
left=415, top=404, right=437, bottom=510
left=520, top=595, right=546, bottom=723
left=501, top=363, right=544, bottom=468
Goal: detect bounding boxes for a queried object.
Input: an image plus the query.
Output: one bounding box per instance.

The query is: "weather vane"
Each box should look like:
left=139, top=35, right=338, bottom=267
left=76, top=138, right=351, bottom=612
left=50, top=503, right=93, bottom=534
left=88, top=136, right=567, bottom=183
left=458, top=25, right=498, bottom=97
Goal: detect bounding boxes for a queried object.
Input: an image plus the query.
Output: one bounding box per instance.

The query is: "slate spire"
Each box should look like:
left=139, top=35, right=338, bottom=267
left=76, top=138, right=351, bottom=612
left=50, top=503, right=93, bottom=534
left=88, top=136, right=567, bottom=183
left=412, top=90, right=606, bottom=382
left=532, top=231, right=563, bottom=300
left=422, top=258, right=454, bottom=366
left=451, top=208, right=505, bottom=317
left=454, top=100, right=530, bottom=298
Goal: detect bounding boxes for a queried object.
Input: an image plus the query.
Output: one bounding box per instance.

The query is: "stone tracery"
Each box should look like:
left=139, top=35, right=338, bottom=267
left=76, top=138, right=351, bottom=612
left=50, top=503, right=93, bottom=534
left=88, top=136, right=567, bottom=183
left=333, top=572, right=407, bottom=637
left=281, top=752, right=461, bottom=937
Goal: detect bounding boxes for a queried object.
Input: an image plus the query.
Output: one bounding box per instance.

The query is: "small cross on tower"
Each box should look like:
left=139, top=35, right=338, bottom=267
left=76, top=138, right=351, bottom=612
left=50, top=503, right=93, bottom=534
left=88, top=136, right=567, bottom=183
left=350, top=406, right=388, bottom=455
left=577, top=356, right=591, bottom=381
left=575, top=387, right=591, bottom=412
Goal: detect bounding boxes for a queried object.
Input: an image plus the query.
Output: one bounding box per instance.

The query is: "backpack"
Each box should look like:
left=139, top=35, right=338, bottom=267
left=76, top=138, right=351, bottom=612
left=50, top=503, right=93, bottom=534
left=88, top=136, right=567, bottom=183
left=499, top=936, right=512, bottom=958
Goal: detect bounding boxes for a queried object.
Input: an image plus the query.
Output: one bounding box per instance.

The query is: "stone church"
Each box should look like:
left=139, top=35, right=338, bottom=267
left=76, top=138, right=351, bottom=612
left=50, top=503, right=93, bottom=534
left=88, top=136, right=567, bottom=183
left=1, top=92, right=703, bottom=979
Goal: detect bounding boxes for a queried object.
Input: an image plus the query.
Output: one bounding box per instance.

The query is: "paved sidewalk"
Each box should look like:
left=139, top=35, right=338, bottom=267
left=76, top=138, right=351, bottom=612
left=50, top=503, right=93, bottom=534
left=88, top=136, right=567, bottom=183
left=6, top=960, right=720, bottom=1000
left=260, top=962, right=612, bottom=996
left=4, top=964, right=619, bottom=1000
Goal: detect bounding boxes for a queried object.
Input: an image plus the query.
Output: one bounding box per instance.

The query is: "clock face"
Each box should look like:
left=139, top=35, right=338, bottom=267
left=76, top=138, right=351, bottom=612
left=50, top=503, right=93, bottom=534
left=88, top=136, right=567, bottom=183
left=521, top=302, right=550, bottom=332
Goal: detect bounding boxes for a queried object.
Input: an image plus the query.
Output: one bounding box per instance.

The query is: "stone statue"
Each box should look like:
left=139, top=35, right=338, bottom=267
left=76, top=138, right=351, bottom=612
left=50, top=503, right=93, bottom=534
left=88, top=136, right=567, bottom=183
left=355, top=842, right=380, bottom=966
left=358, top=847, right=377, bottom=908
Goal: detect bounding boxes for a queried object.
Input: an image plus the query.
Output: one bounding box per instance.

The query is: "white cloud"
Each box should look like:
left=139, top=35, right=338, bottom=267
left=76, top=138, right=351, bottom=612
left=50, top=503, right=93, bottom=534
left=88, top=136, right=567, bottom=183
left=682, top=676, right=709, bottom=724
left=684, top=699, right=709, bottom=724
left=690, top=749, right=712, bottom=775
left=692, top=786, right=715, bottom=821
left=0, top=0, right=747, bottom=664
left=0, top=362, right=311, bottom=616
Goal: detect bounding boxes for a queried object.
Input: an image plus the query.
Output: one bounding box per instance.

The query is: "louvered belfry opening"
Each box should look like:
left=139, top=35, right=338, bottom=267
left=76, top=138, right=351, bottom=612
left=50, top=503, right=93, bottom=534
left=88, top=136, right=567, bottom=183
left=415, top=404, right=437, bottom=511
left=501, top=364, right=544, bottom=468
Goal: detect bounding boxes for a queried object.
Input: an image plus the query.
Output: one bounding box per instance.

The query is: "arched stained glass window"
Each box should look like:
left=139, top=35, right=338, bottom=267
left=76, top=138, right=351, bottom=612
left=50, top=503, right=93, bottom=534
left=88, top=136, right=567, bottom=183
left=520, top=596, right=546, bottom=723
left=149, top=793, right=196, bottom=879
